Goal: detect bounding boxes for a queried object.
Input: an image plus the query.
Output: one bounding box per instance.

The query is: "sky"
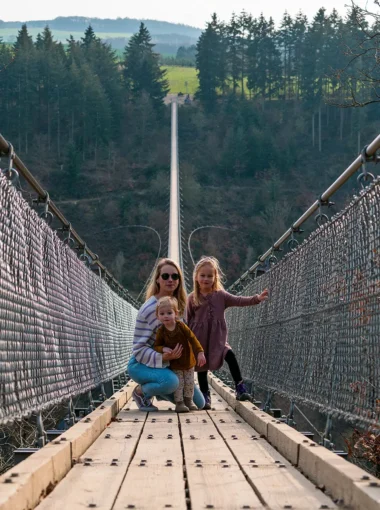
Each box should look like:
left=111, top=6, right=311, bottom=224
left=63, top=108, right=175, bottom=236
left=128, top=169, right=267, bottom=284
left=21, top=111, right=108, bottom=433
left=0, top=0, right=374, bottom=28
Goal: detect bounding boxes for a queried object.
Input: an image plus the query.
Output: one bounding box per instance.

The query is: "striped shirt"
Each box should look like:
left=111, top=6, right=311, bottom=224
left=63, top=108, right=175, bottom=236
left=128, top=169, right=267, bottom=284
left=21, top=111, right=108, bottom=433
left=132, top=296, right=163, bottom=368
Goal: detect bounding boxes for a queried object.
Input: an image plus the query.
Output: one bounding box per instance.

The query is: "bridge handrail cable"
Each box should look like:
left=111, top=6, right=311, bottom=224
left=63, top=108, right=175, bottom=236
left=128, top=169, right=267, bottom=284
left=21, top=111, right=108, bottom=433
left=0, top=133, right=138, bottom=307
left=229, top=134, right=380, bottom=291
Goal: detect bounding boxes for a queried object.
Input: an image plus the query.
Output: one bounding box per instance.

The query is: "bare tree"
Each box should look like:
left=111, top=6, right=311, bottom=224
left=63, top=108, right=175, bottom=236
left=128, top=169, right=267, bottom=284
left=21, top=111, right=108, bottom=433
left=329, top=1, right=380, bottom=107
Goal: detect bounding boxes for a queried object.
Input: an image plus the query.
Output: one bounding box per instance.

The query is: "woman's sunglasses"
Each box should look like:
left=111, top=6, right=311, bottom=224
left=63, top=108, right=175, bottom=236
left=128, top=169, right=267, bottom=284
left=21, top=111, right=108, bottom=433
left=161, top=273, right=180, bottom=281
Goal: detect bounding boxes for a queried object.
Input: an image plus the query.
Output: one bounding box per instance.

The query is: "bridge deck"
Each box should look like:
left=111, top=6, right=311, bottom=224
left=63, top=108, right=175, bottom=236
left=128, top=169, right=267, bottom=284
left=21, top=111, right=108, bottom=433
left=34, top=385, right=338, bottom=510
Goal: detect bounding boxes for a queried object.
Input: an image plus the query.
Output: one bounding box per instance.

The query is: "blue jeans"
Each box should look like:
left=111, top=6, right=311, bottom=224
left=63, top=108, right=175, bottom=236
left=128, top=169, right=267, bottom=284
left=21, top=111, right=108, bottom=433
left=128, top=356, right=205, bottom=409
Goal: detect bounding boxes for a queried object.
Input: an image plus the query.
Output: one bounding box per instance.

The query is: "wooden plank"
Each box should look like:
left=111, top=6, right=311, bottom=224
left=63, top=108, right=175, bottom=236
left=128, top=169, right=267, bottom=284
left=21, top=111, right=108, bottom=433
left=299, top=441, right=380, bottom=509
left=0, top=385, right=136, bottom=510
left=186, top=464, right=263, bottom=510
left=114, top=417, right=187, bottom=510
left=210, top=374, right=378, bottom=510
left=208, top=412, right=336, bottom=509
left=36, top=420, right=146, bottom=510
left=180, top=416, right=263, bottom=509
left=0, top=441, right=71, bottom=510
left=115, top=464, right=187, bottom=510
left=243, top=465, right=337, bottom=510
left=352, top=480, right=380, bottom=510
left=180, top=417, right=236, bottom=465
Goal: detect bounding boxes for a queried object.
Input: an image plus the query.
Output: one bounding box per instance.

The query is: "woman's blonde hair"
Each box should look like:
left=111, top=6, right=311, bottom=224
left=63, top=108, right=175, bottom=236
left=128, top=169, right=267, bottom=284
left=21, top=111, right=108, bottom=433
left=192, top=256, right=225, bottom=306
left=146, top=258, right=187, bottom=315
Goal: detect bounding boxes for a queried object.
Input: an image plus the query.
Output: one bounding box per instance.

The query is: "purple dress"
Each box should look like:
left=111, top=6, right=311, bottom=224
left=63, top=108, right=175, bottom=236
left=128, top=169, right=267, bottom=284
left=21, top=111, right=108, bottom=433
left=186, top=290, right=260, bottom=372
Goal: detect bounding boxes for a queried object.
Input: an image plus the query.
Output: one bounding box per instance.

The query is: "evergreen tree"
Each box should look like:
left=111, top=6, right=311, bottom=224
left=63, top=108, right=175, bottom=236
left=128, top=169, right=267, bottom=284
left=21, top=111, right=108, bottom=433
left=81, top=28, right=124, bottom=137
left=35, top=27, right=67, bottom=155
left=81, top=25, right=97, bottom=49
left=123, top=23, right=169, bottom=112
left=279, top=12, right=294, bottom=99
left=0, top=38, right=14, bottom=134
left=293, top=12, right=308, bottom=99
left=9, top=25, right=38, bottom=153
left=227, top=13, right=241, bottom=95
left=196, top=14, right=226, bottom=105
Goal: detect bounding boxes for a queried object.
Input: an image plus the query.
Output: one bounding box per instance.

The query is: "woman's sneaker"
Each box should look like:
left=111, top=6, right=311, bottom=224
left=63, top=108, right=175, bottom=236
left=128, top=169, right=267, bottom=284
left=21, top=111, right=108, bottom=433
left=132, top=385, right=158, bottom=411
left=202, top=391, right=211, bottom=410
left=235, top=381, right=252, bottom=402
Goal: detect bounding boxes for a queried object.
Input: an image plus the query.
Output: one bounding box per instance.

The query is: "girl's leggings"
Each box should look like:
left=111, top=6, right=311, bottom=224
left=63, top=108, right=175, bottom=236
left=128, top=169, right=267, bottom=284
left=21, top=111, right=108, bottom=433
left=197, top=349, right=242, bottom=394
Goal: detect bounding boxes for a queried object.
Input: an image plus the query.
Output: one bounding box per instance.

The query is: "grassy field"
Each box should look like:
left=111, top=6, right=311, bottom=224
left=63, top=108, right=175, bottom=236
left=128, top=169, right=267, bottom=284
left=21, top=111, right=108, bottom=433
left=162, top=66, right=198, bottom=95
left=0, top=27, right=133, bottom=43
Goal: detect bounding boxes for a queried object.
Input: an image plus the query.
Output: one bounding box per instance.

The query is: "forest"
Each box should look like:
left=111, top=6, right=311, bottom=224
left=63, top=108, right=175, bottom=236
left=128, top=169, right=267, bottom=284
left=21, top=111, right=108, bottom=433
left=0, top=5, right=379, bottom=296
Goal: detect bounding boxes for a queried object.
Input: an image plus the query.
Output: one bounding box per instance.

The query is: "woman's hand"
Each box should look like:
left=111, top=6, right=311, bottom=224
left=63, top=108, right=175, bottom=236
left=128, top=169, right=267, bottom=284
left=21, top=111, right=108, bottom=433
left=258, top=289, right=269, bottom=302
left=162, top=343, right=183, bottom=361
left=197, top=352, right=206, bottom=367
left=162, top=347, right=172, bottom=353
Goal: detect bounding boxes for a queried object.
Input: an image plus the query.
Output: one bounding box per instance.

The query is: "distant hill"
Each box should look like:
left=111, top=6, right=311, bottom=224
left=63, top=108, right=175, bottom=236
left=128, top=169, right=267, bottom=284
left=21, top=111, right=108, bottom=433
left=0, top=16, right=202, bottom=55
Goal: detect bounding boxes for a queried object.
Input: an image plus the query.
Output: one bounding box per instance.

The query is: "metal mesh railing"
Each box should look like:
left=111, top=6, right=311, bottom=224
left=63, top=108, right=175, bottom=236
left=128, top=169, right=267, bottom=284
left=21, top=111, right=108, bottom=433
left=226, top=178, right=380, bottom=426
left=0, top=175, right=137, bottom=424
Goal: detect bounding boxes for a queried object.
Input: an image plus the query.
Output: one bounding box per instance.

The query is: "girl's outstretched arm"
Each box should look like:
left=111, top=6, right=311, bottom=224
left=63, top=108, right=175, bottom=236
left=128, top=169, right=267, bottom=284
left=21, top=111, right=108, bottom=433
left=223, top=289, right=268, bottom=309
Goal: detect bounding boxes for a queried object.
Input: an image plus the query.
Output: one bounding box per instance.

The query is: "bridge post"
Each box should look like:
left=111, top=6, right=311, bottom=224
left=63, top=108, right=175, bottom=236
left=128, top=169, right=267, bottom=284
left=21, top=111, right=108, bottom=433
left=36, top=412, right=47, bottom=448
left=168, top=101, right=183, bottom=272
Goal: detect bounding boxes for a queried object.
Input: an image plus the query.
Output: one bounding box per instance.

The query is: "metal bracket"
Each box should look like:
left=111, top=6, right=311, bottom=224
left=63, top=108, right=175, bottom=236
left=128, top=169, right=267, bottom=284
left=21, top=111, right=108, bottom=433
left=38, top=192, right=54, bottom=226
left=65, top=397, right=76, bottom=427
left=87, top=391, right=95, bottom=413
left=321, top=414, right=334, bottom=449
left=36, top=412, right=47, bottom=447
left=315, top=196, right=333, bottom=227
left=357, top=145, right=375, bottom=188
left=263, top=390, right=273, bottom=413
left=286, top=401, right=296, bottom=427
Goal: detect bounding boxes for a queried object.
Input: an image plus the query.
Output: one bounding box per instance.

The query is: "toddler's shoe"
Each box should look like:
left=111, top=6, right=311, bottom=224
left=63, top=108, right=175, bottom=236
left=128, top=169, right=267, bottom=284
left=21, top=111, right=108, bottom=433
left=202, top=391, right=211, bottom=410
left=235, top=381, right=252, bottom=402
left=132, top=385, right=158, bottom=411
left=175, top=401, right=189, bottom=413
left=184, top=397, right=198, bottom=411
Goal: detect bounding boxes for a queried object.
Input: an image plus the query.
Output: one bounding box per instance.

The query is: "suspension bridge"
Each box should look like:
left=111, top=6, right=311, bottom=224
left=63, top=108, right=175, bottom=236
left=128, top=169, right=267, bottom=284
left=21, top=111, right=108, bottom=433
left=0, top=100, right=379, bottom=510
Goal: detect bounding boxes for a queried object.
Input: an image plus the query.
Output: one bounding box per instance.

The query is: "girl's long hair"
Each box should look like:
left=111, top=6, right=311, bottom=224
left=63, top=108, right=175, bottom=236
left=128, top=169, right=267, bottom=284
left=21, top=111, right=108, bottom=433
left=192, top=256, right=225, bottom=306
left=145, top=258, right=187, bottom=315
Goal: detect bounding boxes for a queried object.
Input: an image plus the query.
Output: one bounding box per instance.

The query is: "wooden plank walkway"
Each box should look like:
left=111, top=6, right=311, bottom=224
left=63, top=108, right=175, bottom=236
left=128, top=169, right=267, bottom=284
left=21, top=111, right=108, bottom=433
left=34, top=391, right=338, bottom=509
left=1, top=376, right=379, bottom=510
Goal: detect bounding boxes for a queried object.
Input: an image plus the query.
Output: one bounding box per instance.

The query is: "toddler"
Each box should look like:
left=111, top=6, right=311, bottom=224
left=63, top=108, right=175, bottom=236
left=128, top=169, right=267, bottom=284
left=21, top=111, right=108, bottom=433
left=154, top=296, right=206, bottom=413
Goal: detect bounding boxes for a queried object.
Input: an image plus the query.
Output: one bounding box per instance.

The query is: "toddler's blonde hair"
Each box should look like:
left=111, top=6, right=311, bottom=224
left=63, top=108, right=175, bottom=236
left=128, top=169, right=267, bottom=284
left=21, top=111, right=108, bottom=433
left=192, top=256, right=225, bottom=306
left=156, top=296, right=179, bottom=315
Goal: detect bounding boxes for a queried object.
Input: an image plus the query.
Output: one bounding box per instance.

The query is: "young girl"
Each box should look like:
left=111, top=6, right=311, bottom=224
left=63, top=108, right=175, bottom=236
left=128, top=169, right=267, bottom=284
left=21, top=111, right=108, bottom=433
left=154, top=296, right=206, bottom=413
left=186, top=256, right=269, bottom=409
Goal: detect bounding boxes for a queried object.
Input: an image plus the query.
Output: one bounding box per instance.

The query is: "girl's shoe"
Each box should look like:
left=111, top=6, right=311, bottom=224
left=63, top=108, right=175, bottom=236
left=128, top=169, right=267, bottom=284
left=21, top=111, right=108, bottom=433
left=175, top=401, right=189, bottom=413
left=202, top=391, right=211, bottom=410
left=184, top=397, right=198, bottom=411
left=235, top=381, right=252, bottom=402
left=132, top=385, right=158, bottom=411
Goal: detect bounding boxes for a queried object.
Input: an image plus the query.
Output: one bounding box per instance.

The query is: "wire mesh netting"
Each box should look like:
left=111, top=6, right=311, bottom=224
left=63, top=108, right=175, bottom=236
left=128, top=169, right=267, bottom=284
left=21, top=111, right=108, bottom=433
left=0, top=175, right=137, bottom=424
left=226, top=179, right=380, bottom=427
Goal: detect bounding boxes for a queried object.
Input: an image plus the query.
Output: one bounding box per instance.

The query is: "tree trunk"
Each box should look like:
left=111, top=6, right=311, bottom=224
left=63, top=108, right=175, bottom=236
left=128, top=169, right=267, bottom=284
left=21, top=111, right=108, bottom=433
left=318, top=105, right=322, bottom=152
left=18, top=79, right=21, bottom=152
left=57, top=86, right=61, bottom=159
left=71, top=111, right=75, bottom=143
